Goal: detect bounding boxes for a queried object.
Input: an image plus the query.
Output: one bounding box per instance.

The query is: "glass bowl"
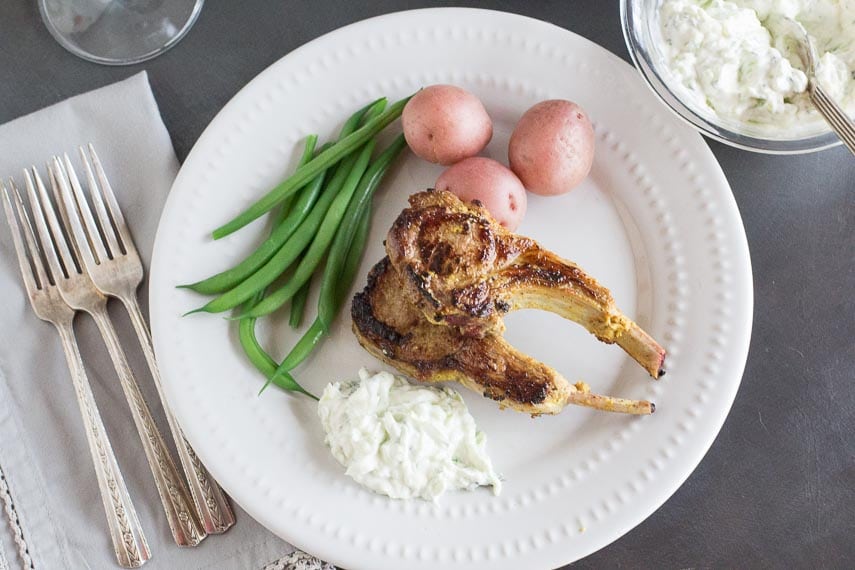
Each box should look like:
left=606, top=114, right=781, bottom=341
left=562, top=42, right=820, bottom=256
left=620, top=0, right=842, bottom=154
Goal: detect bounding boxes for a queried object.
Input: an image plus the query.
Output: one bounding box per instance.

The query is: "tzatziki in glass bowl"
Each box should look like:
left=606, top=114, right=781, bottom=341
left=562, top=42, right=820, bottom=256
left=621, top=0, right=855, bottom=153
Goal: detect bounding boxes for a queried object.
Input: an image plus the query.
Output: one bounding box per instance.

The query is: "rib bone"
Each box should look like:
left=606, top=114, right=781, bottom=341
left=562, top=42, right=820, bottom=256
left=352, top=257, right=654, bottom=416
left=385, top=190, right=666, bottom=378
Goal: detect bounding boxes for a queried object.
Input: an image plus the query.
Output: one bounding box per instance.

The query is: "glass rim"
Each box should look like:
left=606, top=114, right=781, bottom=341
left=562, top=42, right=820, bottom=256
left=38, top=0, right=205, bottom=67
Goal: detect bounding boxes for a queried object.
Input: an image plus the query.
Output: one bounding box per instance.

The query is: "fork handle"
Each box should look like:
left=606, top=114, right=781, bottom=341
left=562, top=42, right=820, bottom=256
left=810, top=82, right=855, bottom=156
left=55, top=323, right=151, bottom=568
left=89, top=306, right=206, bottom=547
left=121, top=294, right=235, bottom=534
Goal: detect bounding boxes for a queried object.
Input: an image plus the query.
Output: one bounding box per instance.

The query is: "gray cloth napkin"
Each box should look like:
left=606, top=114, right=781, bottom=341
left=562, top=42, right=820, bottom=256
left=0, top=72, right=300, bottom=569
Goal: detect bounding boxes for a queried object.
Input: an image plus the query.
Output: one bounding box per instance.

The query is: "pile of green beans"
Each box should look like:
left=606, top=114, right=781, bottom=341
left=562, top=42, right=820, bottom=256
left=212, top=95, right=411, bottom=239
left=182, top=96, right=410, bottom=398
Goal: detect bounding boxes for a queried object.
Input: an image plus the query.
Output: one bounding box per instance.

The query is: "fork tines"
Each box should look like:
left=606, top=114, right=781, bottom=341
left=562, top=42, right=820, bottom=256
left=52, top=145, right=135, bottom=264
left=2, top=178, right=51, bottom=293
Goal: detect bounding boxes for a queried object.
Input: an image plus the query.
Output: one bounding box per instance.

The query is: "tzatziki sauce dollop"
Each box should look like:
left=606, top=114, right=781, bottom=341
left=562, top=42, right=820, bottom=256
left=659, top=0, right=855, bottom=133
left=318, top=369, right=502, bottom=501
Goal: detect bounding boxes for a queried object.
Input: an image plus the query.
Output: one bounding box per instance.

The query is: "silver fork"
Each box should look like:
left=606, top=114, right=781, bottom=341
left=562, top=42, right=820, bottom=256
left=805, top=64, right=855, bottom=156
left=54, top=146, right=235, bottom=535
left=22, top=165, right=206, bottom=547
left=1, top=180, right=150, bottom=568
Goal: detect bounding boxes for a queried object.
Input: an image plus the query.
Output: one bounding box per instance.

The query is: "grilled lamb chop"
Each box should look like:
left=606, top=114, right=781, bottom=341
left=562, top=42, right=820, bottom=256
left=352, top=257, right=654, bottom=415
left=385, top=190, right=666, bottom=378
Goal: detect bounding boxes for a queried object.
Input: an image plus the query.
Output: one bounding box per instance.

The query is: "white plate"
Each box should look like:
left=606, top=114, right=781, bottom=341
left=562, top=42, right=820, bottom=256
left=150, top=8, right=752, bottom=569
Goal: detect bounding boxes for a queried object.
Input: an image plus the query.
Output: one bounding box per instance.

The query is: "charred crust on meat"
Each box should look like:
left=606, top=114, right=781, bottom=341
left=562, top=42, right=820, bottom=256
left=404, top=266, right=440, bottom=308
left=477, top=225, right=495, bottom=263
left=351, top=290, right=404, bottom=347
left=351, top=258, right=405, bottom=346
left=364, top=256, right=389, bottom=288
left=411, top=354, right=457, bottom=375
left=475, top=371, right=549, bottom=405
left=539, top=266, right=569, bottom=283
left=483, top=389, right=506, bottom=402
left=501, top=370, right=549, bottom=404
left=501, top=254, right=607, bottom=303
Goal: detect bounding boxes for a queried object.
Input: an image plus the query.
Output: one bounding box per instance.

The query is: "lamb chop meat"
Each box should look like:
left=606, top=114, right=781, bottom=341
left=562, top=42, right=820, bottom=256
left=352, top=257, right=654, bottom=416
left=385, top=190, right=666, bottom=378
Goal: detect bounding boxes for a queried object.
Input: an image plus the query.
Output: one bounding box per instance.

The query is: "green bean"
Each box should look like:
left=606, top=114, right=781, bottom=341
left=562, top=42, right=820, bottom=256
left=318, top=134, right=406, bottom=330
left=238, top=293, right=276, bottom=376
left=238, top=295, right=275, bottom=376
left=274, top=135, right=317, bottom=225
left=187, top=98, right=390, bottom=312
left=265, top=369, right=303, bottom=395
left=234, top=139, right=376, bottom=319
left=338, top=198, right=373, bottom=300
left=260, top=201, right=375, bottom=394
left=283, top=138, right=403, bottom=362
left=272, top=140, right=330, bottom=230
left=273, top=196, right=295, bottom=230
left=239, top=290, right=312, bottom=396
left=261, top=321, right=323, bottom=394
left=264, top=139, right=401, bottom=393
left=198, top=96, right=381, bottom=278
left=181, top=141, right=331, bottom=295
left=288, top=272, right=311, bottom=328
left=283, top=102, right=390, bottom=327
left=186, top=144, right=364, bottom=314
left=211, top=97, right=380, bottom=246
left=212, top=95, right=411, bottom=239
left=185, top=166, right=332, bottom=314
left=234, top=138, right=320, bottom=398
left=239, top=291, right=316, bottom=398
left=185, top=95, right=383, bottom=294
left=271, top=97, right=383, bottom=232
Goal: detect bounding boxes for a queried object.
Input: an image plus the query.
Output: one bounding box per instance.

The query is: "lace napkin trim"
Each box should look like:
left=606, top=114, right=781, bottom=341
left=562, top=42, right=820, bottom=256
left=0, top=464, right=34, bottom=569
left=262, top=550, right=334, bottom=570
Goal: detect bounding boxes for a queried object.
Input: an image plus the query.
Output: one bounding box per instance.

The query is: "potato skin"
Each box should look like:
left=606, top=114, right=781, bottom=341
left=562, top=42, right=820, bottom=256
left=435, top=157, right=527, bottom=231
left=402, top=85, right=493, bottom=165
left=508, top=100, right=595, bottom=196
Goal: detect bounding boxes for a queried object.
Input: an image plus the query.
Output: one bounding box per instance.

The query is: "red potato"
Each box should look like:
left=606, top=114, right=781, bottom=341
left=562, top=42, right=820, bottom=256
left=508, top=99, right=595, bottom=196
left=402, top=85, right=493, bottom=165
left=435, top=157, right=527, bottom=231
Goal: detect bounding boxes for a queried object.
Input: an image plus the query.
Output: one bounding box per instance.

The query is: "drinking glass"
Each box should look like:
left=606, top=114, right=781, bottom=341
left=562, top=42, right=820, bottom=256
left=39, top=0, right=204, bottom=66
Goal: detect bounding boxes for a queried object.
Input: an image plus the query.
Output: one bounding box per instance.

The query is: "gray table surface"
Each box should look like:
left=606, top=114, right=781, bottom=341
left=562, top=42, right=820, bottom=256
left=2, top=1, right=853, bottom=568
